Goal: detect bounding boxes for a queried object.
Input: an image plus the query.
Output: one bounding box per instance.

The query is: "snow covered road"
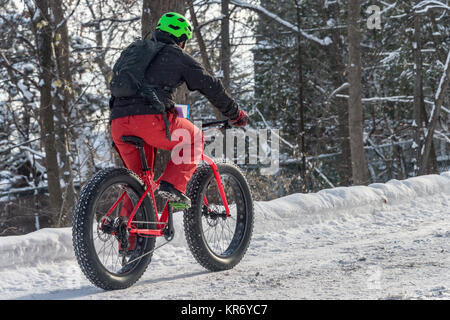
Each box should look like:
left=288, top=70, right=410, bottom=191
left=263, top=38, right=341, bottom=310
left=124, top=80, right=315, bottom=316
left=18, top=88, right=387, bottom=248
left=0, top=172, right=449, bottom=300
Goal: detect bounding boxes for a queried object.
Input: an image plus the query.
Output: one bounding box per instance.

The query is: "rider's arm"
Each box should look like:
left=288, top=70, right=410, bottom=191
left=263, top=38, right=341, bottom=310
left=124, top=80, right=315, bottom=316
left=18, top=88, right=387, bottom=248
left=180, top=54, right=239, bottom=119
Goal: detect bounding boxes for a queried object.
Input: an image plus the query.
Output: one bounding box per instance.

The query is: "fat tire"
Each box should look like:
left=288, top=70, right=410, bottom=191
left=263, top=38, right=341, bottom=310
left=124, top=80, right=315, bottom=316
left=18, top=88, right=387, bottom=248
left=184, top=160, right=254, bottom=271
left=72, top=167, right=156, bottom=290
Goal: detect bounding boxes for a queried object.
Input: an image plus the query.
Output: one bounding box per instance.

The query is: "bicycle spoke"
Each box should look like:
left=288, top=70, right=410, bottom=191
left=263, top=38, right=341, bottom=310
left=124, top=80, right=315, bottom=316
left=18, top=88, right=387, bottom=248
left=199, top=171, right=246, bottom=257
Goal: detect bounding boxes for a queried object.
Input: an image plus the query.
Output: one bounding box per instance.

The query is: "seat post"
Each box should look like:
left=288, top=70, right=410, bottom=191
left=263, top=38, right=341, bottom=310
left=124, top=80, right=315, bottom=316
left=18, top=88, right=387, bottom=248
left=138, top=146, right=150, bottom=173
left=120, top=136, right=150, bottom=174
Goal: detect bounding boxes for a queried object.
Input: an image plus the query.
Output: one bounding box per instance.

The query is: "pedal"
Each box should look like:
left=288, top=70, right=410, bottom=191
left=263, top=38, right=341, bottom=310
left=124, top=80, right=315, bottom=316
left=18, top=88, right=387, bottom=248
left=169, top=202, right=191, bottom=210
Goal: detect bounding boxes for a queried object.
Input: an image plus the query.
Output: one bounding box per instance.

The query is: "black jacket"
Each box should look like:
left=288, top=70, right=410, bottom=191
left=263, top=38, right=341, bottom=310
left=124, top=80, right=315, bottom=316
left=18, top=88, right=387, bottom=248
left=110, top=30, right=239, bottom=120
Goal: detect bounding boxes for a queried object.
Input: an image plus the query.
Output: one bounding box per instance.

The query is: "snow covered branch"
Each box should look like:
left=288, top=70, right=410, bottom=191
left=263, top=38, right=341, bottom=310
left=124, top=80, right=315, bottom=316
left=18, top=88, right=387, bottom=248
left=209, top=0, right=333, bottom=46
left=335, top=95, right=416, bottom=104
left=413, top=0, right=450, bottom=14
left=328, top=83, right=349, bottom=100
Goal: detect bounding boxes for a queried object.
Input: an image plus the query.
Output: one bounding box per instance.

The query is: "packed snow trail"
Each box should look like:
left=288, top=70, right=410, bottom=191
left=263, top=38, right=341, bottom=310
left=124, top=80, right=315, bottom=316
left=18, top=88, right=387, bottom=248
left=0, top=172, right=449, bottom=300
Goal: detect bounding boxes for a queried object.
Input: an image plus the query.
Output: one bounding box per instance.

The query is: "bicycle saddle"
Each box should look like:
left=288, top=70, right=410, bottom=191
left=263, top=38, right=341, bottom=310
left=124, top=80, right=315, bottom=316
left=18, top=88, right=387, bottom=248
left=121, top=136, right=145, bottom=147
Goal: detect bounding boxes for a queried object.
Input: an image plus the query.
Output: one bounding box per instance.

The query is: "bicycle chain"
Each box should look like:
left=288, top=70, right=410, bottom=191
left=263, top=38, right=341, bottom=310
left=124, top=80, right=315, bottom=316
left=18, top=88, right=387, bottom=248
left=123, top=237, right=173, bottom=266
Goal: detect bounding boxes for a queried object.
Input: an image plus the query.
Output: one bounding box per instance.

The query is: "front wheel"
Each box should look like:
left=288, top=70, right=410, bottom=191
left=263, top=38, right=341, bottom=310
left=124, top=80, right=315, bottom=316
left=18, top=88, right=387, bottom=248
left=184, top=160, right=254, bottom=271
left=72, top=168, right=156, bottom=290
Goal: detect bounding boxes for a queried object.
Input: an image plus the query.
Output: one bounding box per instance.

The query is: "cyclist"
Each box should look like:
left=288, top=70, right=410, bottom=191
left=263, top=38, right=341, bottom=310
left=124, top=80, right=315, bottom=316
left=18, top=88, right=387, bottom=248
left=110, top=12, right=248, bottom=209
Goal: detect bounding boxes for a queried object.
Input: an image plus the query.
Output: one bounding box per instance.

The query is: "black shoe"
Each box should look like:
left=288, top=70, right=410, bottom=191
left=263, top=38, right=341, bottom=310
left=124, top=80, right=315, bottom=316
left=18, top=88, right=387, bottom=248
left=158, top=181, right=191, bottom=209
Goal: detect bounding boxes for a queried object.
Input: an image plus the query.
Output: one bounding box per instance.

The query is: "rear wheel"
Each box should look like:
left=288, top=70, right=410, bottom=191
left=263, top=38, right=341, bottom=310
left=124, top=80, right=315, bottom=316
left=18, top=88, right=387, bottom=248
left=72, top=168, right=156, bottom=290
left=184, top=160, right=254, bottom=271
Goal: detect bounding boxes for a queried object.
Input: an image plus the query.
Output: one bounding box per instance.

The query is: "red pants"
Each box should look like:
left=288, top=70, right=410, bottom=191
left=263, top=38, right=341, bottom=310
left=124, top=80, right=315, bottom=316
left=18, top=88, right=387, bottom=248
left=111, top=113, right=203, bottom=194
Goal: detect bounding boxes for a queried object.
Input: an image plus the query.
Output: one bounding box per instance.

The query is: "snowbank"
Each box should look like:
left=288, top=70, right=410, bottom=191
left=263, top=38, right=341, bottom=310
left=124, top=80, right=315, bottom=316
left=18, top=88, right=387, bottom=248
left=0, top=228, right=73, bottom=269
left=0, top=172, right=448, bottom=270
left=255, top=171, right=450, bottom=232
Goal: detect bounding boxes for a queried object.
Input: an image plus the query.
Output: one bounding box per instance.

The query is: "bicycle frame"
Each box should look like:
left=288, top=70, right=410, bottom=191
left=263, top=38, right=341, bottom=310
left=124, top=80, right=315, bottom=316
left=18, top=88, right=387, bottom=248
left=102, top=154, right=230, bottom=238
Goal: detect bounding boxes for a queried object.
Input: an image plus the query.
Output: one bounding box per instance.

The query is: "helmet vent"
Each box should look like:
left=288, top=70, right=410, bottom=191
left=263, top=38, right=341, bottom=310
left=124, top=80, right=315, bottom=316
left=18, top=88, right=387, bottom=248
left=169, top=24, right=181, bottom=30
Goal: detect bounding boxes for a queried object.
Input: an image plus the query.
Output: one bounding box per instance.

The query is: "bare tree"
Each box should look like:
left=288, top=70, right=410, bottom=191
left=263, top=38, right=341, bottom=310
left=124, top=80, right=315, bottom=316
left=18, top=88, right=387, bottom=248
left=188, top=0, right=213, bottom=74
left=412, top=14, right=440, bottom=175
left=419, top=51, right=450, bottom=175
left=412, top=14, right=426, bottom=172
left=28, top=0, right=63, bottom=225
left=84, top=0, right=113, bottom=87
left=294, top=0, right=306, bottom=190
left=51, top=0, right=77, bottom=225
left=322, top=1, right=352, bottom=186
left=220, top=0, right=231, bottom=92
left=347, top=0, right=368, bottom=185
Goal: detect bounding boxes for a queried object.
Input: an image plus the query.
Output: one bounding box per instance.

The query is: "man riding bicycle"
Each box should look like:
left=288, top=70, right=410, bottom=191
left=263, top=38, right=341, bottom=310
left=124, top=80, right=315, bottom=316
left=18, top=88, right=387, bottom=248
left=110, top=12, right=248, bottom=209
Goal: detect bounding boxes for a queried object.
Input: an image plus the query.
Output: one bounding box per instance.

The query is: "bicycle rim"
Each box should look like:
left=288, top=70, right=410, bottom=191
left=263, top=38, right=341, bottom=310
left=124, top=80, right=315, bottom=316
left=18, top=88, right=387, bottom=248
left=201, top=172, right=247, bottom=258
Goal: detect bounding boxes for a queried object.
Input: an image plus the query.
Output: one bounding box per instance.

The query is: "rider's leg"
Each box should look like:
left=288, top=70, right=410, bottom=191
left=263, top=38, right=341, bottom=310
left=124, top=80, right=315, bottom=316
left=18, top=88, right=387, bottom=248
left=111, top=117, right=158, bottom=253
left=155, top=118, right=203, bottom=208
left=156, top=115, right=204, bottom=194
left=111, top=113, right=204, bottom=199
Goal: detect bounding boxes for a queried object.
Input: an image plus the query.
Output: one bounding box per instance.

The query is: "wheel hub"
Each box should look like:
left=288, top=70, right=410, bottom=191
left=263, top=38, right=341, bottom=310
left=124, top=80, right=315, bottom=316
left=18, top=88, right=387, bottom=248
left=202, top=205, right=229, bottom=227
left=101, top=216, right=129, bottom=252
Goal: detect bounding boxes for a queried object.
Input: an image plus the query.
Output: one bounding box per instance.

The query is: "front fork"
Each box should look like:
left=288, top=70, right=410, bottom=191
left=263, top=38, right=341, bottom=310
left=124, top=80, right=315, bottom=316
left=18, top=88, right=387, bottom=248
left=202, top=155, right=230, bottom=217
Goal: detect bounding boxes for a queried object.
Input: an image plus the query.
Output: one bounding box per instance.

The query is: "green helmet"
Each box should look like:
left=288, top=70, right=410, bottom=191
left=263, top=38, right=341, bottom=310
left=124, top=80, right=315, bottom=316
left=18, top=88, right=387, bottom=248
left=157, top=12, right=193, bottom=42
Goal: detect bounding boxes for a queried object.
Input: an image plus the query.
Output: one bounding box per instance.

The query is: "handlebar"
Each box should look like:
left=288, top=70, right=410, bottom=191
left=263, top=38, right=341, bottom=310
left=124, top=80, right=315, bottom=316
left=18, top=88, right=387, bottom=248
left=200, top=119, right=231, bottom=130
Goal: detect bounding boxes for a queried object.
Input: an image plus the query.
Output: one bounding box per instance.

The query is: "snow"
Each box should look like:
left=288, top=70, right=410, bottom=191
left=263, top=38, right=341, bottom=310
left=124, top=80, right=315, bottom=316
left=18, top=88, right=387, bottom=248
left=326, top=19, right=336, bottom=27
left=32, top=9, right=41, bottom=22
left=324, top=0, right=337, bottom=9
left=0, top=172, right=449, bottom=299
left=17, top=80, right=33, bottom=101
left=0, top=228, right=74, bottom=269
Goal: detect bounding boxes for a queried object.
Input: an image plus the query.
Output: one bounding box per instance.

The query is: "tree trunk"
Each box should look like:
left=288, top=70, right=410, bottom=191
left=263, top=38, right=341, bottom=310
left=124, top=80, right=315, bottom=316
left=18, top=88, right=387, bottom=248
left=188, top=0, right=212, bottom=74
left=51, top=0, right=76, bottom=226
left=323, top=1, right=352, bottom=186
left=294, top=0, right=307, bottom=191
left=32, top=0, right=63, bottom=225
left=84, top=2, right=121, bottom=168
left=220, top=0, right=231, bottom=92
left=188, top=1, right=222, bottom=120
left=347, top=0, right=368, bottom=185
left=142, top=0, right=187, bottom=38
left=412, top=14, right=424, bottom=173
left=85, top=2, right=113, bottom=88
left=419, top=51, right=450, bottom=175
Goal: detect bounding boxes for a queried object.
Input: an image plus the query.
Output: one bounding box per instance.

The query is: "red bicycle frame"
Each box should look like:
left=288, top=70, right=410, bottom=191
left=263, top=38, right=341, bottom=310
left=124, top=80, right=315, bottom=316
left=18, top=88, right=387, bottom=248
left=101, top=154, right=230, bottom=238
